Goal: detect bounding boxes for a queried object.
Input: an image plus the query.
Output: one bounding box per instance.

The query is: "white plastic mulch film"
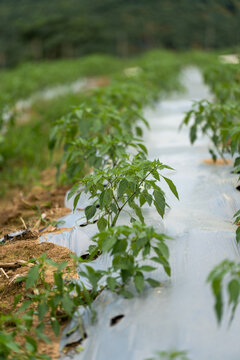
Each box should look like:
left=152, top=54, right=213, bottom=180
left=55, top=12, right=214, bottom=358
left=41, top=68, right=240, bottom=360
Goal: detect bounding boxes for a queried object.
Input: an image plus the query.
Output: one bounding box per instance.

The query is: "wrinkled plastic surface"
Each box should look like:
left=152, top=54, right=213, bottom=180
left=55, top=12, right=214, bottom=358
left=42, top=68, right=240, bottom=359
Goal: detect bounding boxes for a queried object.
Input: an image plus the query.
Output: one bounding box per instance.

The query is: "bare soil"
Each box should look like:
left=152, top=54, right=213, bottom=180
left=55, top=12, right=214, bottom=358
left=0, top=169, right=71, bottom=238
left=0, top=169, right=77, bottom=359
left=203, top=158, right=233, bottom=165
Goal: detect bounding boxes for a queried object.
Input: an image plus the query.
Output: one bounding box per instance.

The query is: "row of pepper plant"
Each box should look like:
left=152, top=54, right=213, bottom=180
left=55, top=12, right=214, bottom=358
left=181, top=57, right=240, bottom=323
left=0, top=51, right=182, bottom=359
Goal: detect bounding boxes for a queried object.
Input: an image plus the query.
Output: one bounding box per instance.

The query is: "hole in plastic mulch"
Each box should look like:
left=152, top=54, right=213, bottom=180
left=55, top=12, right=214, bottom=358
left=80, top=250, right=101, bottom=261
left=79, top=219, right=98, bottom=227
left=110, top=314, right=125, bottom=326
left=64, top=332, right=88, bottom=353
left=236, top=185, right=240, bottom=191
left=80, top=253, right=90, bottom=260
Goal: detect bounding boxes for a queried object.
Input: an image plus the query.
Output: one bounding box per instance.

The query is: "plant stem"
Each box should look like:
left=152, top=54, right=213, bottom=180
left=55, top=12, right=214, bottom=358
left=111, top=167, right=156, bottom=227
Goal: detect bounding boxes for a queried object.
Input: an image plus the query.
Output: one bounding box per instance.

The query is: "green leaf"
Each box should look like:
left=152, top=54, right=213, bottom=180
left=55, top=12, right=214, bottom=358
left=13, top=294, right=22, bottom=308
left=215, top=293, right=223, bottom=323
left=107, top=277, right=117, bottom=291
left=57, top=261, right=68, bottom=272
left=119, top=289, right=134, bottom=298
left=143, top=191, right=152, bottom=206
left=233, top=209, right=240, bottom=219
left=99, top=191, right=105, bottom=209
left=151, top=255, right=171, bottom=276
left=153, top=190, right=165, bottom=218
left=111, top=203, right=118, bottom=214
left=146, top=278, right=160, bottom=288
left=52, top=319, right=60, bottom=336
left=182, top=110, right=192, bottom=126
left=17, top=300, right=32, bottom=313
left=135, top=126, right=143, bottom=137
left=67, top=184, right=80, bottom=200
left=157, top=242, right=169, bottom=260
left=121, top=269, right=132, bottom=283
left=228, top=279, right=239, bottom=305
left=112, top=238, right=128, bottom=254
left=82, top=284, right=92, bottom=304
left=62, top=294, right=74, bottom=315
left=85, top=204, right=96, bottom=220
left=101, top=235, right=117, bottom=253
left=112, top=255, right=133, bottom=270
left=5, top=339, right=20, bottom=352
left=73, top=193, right=81, bottom=211
left=97, top=217, right=108, bottom=232
left=54, top=272, right=63, bottom=292
left=25, top=336, right=37, bottom=353
left=140, top=193, right=146, bottom=207
left=212, top=278, right=223, bottom=323
left=26, top=265, right=40, bottom=289
left=38, top=302, right=48, bottom=321
left=35, top=326, right=51, bottom=343
left=209, top=149, right=217, bottom=162
left=152, top=169, right=160, bottom=181
left=45, top=258, right=58, bottom=267
left=134, top=272, right=144, bottom=292
left=236, top=227, right=240, bottom=244
left=137, top=143, right=148, bottom=154
left=162, top=176, right=179, bottom=200
left=103, top=189, right=113, bottom=207
left=129, top=201, right=145, bottom=223
left=190, top=125, right=197, bottom=144
left=118, top=179, right=129, bottom=197
left=139, top=265, right=156, bottom=272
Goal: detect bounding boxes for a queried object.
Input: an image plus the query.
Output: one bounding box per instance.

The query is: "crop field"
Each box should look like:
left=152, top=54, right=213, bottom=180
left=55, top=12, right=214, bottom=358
left=0, top=48, right=240, bottom=360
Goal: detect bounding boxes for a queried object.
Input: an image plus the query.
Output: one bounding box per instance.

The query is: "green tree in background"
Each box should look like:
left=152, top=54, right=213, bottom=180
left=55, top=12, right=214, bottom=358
left=0, top=0, right=239, bottom=67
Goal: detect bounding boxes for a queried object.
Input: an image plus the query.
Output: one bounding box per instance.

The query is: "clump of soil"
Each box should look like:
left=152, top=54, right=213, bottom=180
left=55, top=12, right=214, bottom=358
left=203, top=158, right=232, bottom=165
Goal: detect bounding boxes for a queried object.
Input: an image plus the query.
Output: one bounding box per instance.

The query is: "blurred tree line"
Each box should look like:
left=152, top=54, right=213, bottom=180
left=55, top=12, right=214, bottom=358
left=0, top=0, right=240, bottom=67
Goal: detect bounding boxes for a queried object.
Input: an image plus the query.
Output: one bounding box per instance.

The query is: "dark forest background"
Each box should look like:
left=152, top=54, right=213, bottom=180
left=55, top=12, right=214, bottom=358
left=0, top=0, right=240, bottom=68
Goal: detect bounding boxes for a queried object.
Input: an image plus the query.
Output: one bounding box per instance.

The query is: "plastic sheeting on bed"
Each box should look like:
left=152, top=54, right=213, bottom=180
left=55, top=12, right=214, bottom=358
left=41, top=68, right=240, bottom=360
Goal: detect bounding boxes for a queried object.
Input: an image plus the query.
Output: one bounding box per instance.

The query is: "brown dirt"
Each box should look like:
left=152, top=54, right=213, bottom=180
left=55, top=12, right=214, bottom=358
left=203, top=158, right=233, bottom=165
left=85, top=76, right=110, bottom=89
left=0, top=168, right=78, bottom=359
left=0, top=168, right=71, bottom=238
left=0, top=239, right=77, bottom=360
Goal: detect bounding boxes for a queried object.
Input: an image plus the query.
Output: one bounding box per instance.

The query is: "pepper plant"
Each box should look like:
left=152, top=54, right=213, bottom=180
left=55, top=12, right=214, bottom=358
left=182, top=100, right=240, bottom=161
left=0, top=312, right=50, bottom=360
left=182, top=61, right=240, bottom=167
left=62, top=131, right=148, bottom=174
left=68, top=155, right=178, bottom=228
left=182, top=59, right=240, bottom=324
left=14, top=255, right=92, bottom=337
left=50, top=51, right=182, bottom=182
left=79, top=222, right=171, bottom=297
left=207, top=259, right=240, bottom=324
